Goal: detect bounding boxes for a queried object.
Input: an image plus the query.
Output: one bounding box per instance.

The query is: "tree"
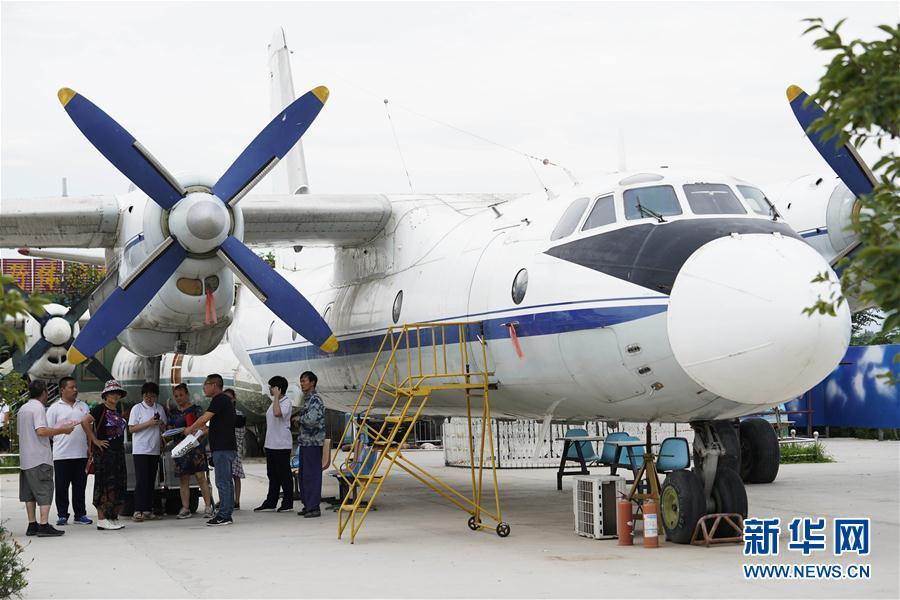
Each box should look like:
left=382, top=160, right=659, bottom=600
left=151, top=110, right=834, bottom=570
left=51, top=262, right=106, bottom=306
left=0, top=274, right=48, bottom=357
left=802, top=19, right=900, bottom=333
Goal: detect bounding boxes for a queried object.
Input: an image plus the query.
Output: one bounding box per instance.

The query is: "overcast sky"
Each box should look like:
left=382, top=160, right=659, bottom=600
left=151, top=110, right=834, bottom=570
left=1, top=1, right=896, bottom=200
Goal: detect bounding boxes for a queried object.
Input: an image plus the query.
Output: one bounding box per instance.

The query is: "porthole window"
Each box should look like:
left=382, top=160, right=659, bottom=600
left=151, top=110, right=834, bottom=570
left=324, top=304, right=333, bottom=323
left=392, top=291, right=403, bottom=324
left=291, top=329, right=297, bottom=341
left=511, top=269, right=528, bottom=305
left=187, top=356, right=195, bottom=371
left=267, top=321, right=275, bottom=345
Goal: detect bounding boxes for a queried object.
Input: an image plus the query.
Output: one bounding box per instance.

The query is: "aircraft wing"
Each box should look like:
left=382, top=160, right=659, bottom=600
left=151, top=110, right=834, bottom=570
left=240, top=194, right=392, bottom=247
left=0, top=195, right=120, bottom=248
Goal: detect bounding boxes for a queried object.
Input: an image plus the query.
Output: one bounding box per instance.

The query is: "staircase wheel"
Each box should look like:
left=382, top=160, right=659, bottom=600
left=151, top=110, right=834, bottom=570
left=496, top=522, right=511, bottom=538
left=468, top=516, right=481, bottom=531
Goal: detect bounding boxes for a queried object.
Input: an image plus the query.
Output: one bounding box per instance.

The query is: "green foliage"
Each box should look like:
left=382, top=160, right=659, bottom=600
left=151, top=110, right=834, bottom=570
left=0, top=274, right=48, bottom=355
left=0, top=522, right=30, bottom=599
left=780, top=441, right=834, bottom=464
left=801, top=19, right=900, bottom=337
left=258, top=251, right=276, bottom=268
left=49, top=262, right=105, bottom=306
left=850, top=309, right=900, bottom=345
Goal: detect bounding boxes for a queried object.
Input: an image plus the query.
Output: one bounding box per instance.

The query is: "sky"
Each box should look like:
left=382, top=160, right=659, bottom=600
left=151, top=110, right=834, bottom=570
left=1, top=1, right=896, bottom=201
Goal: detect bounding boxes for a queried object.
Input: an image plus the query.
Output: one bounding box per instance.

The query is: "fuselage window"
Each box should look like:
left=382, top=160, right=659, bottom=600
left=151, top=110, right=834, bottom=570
left=582, top=195, right=616, bottom=231
left=683, top=183, right=747, bottom=215
left=267, top=320, right=275, bottom=345
left=550, top=197, right=590, bottom=240
left=392, top=291, right=403, bottom=324
left=623, top=185, right=683, bottom=220
left=511, top=268, right=528, bottom=305
left=736, top=185, right=773, bottom=216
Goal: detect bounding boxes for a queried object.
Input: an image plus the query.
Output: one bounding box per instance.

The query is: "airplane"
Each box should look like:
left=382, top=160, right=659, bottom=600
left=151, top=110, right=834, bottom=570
left=1, top=279, right=112, bottom=383
left=1, top=29, right=872, bottom=542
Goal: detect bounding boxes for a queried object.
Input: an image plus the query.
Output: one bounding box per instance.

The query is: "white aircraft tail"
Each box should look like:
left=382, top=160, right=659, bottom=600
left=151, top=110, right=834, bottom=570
left=268, top=27, right=309, bottom=194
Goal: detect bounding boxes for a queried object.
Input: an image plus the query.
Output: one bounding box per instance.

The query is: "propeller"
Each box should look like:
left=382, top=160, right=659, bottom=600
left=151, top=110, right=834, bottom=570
left=2, top=281, right=112, bottom=380
left=786, top=85, right=877, bottom=198
left=59, top=86, right=337, bottom=365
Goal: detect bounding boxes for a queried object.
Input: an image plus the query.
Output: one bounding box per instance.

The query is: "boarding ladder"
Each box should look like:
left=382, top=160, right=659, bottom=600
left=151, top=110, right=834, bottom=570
left=333, top=322, right=508, bottom=543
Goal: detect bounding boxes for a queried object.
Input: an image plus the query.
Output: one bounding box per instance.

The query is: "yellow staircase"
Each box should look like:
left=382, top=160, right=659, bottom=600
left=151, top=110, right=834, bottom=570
left=333, top=322, right=508, bottom=543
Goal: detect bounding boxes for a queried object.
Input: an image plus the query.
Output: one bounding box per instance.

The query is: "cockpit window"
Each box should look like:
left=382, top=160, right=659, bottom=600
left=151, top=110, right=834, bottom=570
left=623, top=185, right=682, bottom=221
left=582, top=195, right=616, bottom=231
left=683, top=183, right=746, bottom=215
left=550, top=197, right=590, bottom=240
left=737, top=185, right=773, bottom=216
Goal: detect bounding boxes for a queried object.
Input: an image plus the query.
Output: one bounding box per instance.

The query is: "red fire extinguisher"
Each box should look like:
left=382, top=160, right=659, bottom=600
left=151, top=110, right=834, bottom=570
left=617, top=497, right=633, bottom=546
left=643, top=499, right=659, bottom=548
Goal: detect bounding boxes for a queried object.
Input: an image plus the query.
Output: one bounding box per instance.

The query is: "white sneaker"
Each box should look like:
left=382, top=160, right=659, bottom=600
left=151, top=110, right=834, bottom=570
left=177, top=508, right=192, bottom=519
left=96, top=519, right=125, bottom=531
left=203, top=505, right=214, bottom=519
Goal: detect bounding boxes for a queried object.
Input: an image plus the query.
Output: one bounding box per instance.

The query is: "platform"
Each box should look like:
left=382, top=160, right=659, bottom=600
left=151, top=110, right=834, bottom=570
left=1, top=438, right=897, bottom=598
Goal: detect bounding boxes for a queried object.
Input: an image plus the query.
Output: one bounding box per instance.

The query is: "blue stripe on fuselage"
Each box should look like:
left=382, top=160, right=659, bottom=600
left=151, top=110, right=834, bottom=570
left=248, top=303, right=667, bottom=366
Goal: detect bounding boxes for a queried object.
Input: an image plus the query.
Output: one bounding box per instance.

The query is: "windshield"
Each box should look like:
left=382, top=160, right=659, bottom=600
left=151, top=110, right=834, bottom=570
left=550, top=197, right=590, bottom=240
left=737, top=185, right=773, bottom=216
left=683, top=183, right=747, bottom=215
left=623, top=185, right=682, bottom=220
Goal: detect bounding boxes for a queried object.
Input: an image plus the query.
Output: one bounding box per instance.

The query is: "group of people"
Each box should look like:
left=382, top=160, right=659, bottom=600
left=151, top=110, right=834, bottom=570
left=15, top=369, right=324, bottom=535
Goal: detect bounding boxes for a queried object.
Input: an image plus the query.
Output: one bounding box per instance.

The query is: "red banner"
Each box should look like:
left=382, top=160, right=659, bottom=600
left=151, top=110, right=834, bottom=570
left=2, top=259, right=32, bottom=291
left=33, top=259, right=62, bottom=293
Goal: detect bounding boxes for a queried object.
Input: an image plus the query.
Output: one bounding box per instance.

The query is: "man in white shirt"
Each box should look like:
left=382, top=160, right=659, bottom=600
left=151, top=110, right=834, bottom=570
left=18, top=379, right=75, bottom=537
left=127, top=381, right=166, bottom=521
left=45, top=376, right=92, bottom=526
left=253, top=375, right=294, bottom=512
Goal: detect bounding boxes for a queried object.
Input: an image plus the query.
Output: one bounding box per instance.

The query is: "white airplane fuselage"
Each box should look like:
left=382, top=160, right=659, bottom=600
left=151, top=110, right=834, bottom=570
left=230, top=172, right=850, bottom=423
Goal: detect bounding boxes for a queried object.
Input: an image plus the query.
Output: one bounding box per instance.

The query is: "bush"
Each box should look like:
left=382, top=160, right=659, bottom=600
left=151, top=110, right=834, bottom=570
left=780, top=442, right=834, bottom=464
left=0, top=522, right=30, bottom=599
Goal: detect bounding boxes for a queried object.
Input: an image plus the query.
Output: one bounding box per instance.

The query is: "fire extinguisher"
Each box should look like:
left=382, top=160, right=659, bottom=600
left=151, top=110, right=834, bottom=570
left=643, top=499, right=659, bottom=548
left=617, top=497, right=633, bottom=546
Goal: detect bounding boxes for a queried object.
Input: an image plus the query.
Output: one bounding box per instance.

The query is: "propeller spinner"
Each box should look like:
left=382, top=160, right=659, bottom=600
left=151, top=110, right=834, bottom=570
left=59, top=86, right=337, bottom=365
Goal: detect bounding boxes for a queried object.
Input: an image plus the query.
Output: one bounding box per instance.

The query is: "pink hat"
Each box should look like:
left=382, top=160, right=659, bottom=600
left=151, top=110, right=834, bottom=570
left=100, top=380, right=127, bottom=399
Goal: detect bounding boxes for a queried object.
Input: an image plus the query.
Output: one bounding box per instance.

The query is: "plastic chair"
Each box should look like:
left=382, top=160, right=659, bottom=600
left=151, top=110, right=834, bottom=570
left=564, top=428, right=601, bottom=464
left=615, top=435, right=645, bottom=471
left=598, top=431, right=631, bottom=465
left=656, top=437, right=690, bottom=473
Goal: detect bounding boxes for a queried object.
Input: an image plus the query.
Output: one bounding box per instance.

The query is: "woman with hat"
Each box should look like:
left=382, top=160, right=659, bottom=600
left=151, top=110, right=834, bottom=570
left=81, top=380, right=128, bottom=531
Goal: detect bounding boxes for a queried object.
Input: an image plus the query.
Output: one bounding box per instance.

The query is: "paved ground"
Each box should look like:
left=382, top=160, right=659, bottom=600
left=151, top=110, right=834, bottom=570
left=1, top=438, right=897, bottom=599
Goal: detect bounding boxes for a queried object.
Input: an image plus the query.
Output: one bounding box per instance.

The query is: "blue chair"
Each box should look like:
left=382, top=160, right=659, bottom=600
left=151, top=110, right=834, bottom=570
left=556, top=428, right=601, bottom=490
left=656, top=437, right=690, bottom=473
left=564, top=428, right=601, bottom=463
left=598, top=431, right=631, bottom=465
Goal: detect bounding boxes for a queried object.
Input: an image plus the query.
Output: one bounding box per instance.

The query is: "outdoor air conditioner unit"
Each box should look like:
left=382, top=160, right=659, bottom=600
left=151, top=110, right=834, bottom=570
left=573, top=474, right=626, bottom=540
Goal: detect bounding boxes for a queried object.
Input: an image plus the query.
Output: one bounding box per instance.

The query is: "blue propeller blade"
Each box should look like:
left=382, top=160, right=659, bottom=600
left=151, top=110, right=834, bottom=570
left=58, top=88, right=185, bottom=210
left=787, top=85, right=876, bottom=199
left=67, top=240, right=187, bottom=364
left=212, top=87, right=329, bottom=205
left=217, top=236, right=337, bottom=353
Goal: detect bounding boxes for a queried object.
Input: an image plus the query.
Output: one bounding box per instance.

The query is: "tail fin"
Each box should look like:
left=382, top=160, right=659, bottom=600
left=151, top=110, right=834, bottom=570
left=268, top=28, right=309, bottom=194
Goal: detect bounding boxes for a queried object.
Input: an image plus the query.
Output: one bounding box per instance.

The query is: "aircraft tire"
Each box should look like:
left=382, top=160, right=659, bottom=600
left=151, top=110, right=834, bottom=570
left=739, top=418, right=780, bottom=483
left=660, top=469, right=705, bottom=544
left=711, top=467, right=747, bottom=513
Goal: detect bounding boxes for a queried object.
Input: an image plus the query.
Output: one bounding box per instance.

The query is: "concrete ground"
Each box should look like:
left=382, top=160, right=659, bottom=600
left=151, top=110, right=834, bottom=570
left=1, top=438, right=897, bottom=599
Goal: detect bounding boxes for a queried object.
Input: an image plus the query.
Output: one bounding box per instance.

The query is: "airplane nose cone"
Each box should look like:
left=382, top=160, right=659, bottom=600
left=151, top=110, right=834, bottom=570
left=667, top=233, right=850, bottom=404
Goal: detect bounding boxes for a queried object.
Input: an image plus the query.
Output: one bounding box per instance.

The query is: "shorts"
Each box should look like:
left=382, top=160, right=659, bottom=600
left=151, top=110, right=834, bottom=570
left=19, top=463, right=54, bottom=504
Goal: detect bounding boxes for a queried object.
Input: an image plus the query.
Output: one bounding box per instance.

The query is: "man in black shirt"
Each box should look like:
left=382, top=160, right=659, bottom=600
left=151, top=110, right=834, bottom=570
left=184, top=374, right=236, bottom=526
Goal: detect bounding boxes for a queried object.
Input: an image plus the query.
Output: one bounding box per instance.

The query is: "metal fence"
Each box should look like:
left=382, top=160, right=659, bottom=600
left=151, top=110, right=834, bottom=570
left=443, top=418, right=690, bottom=469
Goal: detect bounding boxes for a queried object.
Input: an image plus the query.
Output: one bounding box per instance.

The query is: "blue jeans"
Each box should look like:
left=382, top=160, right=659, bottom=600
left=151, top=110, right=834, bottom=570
left=212, top=450, right=236, bottom=520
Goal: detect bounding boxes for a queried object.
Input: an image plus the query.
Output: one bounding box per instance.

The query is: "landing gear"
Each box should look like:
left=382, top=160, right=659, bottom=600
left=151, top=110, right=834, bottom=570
left=710, top=468, right=748, bottom=518
left=660, top=470, right=705, bottom=544
left=739, top=418, right=780, bottom=483
left=693, top=420, right=740, bottom=474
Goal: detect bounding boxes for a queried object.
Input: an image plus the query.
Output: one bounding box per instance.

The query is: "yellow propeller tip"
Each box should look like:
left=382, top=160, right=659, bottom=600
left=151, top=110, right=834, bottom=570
left=786, top=85, right=804, bottom=102
left=320, top=335, right=338, bottom=353
left=312, top=86, right=329, bottom=104
left=67, top=346, right=88, bottom=365
left=58, top=87, right=76, bottom=107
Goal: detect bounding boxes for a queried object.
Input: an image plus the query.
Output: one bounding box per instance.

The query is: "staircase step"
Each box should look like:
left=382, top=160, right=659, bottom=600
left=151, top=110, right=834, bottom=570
left=384, top=416, right=416, bottom=424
